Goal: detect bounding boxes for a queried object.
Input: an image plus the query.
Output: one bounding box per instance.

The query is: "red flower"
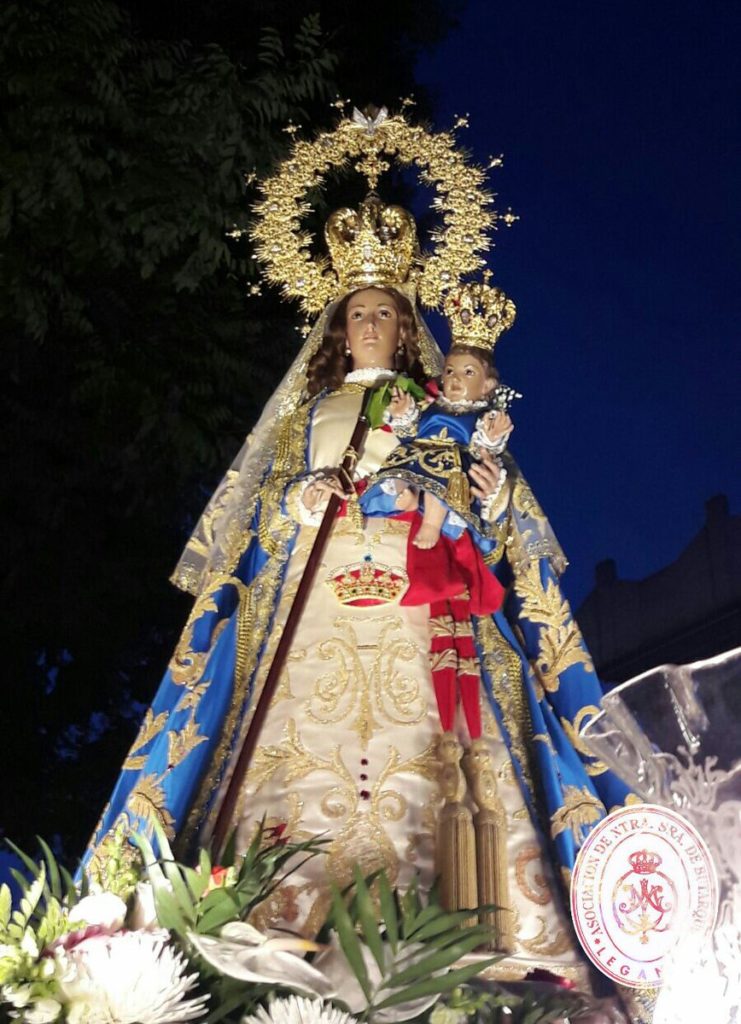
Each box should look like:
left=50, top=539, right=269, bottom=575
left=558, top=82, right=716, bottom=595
left=209, top=865, right=230, bottom=887
left=425, top=379, right=440, bottom=399
left=265, top=822, right=289, bottom=845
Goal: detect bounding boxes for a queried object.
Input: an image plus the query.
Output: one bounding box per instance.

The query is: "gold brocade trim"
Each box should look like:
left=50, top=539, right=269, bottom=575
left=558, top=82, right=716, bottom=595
left=430, top=649, right=458, bottom=672
left=430, top=615, right=455, bottom=639
left=168, top=575, right=230, bottom=688
left=178, top=397, right=316, bottom=852
left=506, top=467, right=568, bottom=577
left=457, top=657, right=481, bottom=678
left=559, top=705, right=609, bottom=776
left=371, top=439, right=486, bottom=532
left=175, top=681, right=209, bottom=713
left=474, top=616, right=535, bottom=802
left=171, top=471, right=241, bottom=593
left=513, top=559, right=593, bottom=693
left=482, top=510, right=510, bottom=567
left=550, top=785, right=604, bottom=845
left=515, top=845, right=552, bottom=906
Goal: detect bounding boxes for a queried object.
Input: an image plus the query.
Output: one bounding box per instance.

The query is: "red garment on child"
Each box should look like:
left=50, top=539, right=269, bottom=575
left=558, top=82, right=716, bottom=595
left=400, top=516, right=505, bottom=740
left=401, top=516, right=504, bottom=616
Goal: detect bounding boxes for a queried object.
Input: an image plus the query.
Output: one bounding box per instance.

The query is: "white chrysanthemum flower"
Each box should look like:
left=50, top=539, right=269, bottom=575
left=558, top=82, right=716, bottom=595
left=242, top=995, right=357, bottom=1024
left=56, top=929, right=208, bottom=1024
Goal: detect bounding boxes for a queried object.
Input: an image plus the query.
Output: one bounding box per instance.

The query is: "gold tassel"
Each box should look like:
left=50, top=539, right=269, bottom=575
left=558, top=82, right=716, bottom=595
left=463, top=738, right=514, bottom=953
left=444, top=467, right=470, bottom=512
left=436, top=732, right=478, bottom=916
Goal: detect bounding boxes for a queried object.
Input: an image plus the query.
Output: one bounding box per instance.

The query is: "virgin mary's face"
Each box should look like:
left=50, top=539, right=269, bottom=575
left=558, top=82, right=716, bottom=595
left=345, top=288, right=401, bottom=370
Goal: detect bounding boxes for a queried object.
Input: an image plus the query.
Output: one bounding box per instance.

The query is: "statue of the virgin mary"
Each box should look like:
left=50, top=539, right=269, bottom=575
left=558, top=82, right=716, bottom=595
left=85, top=107, right=634, bottom=987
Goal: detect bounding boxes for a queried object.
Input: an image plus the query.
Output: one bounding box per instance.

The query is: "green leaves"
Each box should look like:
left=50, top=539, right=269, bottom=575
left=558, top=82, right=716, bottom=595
left=366, top=375, right=427, bottom=428
left=328, top=870, right=501, bottom=1022
left=133, top=821, right=327, bottom=939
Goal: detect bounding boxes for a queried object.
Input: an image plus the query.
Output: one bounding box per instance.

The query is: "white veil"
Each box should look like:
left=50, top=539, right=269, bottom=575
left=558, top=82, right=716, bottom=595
left=171, top=304, right=444, bottom=597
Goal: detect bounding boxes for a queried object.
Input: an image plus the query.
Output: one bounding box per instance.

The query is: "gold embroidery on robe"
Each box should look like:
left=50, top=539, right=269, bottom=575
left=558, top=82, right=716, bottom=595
left=127, top=775, right=175, bottom=838
left=559, top=705, right=608, bottom=776
left=475, top=616, right=535, bottom=800
left=550, top=785, right=604, bottom=844
left=166, top=717, right=207, bottom=769
left=515, top=845, right=552, bottom=906
left=513, top=559, right=593, bottom=693
left=122, top=709, right=169, bottom=771
left=307, top=616, right=426, bottom=746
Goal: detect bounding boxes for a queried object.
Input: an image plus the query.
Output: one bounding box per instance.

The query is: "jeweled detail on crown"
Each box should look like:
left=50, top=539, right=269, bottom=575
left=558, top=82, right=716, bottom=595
left=444, top=279, right=517, bottom=353
left=325, top=559, right=409, bottom=606
left=325, top=193, right=418, bottom=292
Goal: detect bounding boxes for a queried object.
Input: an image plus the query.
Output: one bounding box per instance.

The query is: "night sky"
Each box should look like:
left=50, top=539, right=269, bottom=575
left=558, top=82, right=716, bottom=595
left=416, top=0, right=740, bottom=608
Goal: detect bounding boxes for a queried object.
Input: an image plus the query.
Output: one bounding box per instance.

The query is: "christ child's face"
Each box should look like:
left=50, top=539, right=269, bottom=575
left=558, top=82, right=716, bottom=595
left=441, top=351, right=495, bottom=402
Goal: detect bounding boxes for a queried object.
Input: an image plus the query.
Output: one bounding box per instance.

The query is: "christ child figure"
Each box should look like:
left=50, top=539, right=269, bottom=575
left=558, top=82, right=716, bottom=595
left=361, top=278, right=519, bottom=573
left=381, top=346, right=515, bottom=548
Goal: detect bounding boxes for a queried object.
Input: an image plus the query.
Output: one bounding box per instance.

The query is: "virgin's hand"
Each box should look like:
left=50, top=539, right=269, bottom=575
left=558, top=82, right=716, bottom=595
left=484, top=410, right=512, bottom=442
left=389, top=386, right=414, bottom=417
left=469, top=453, right=502, bottom=500
left=301, top=474, right=345, bottom=512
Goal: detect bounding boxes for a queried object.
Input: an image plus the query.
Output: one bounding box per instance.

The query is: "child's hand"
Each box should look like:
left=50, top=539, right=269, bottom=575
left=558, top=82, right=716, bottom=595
left=483, top=410, right=513, bottom=443
left=388, top=386, right=415, bottom=418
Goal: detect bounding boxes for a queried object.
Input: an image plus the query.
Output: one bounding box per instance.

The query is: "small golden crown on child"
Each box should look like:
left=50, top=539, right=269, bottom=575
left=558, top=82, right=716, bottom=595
left=443, top=278, right=516, bottom=353
left=325, top=193, right=418, bottom=293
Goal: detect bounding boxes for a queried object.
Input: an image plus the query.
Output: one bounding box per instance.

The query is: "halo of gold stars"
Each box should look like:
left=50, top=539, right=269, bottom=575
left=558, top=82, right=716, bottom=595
left=251, top=104, right=514, bottom=315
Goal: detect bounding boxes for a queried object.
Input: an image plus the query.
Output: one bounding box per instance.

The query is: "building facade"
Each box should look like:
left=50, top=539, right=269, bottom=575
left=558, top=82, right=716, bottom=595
left=577, top=495, right=741, bottom=684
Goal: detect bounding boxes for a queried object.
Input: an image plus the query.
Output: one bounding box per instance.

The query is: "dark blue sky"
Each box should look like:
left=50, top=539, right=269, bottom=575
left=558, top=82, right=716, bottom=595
left=416, top=0, right=740, bottom=607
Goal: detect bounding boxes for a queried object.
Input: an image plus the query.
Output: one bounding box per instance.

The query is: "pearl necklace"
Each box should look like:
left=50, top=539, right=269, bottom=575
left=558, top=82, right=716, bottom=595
left=344, top=367, right=396, bottom=385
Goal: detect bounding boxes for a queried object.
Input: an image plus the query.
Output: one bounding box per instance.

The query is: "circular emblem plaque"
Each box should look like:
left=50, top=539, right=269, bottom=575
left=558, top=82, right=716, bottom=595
left=570, top=804, right=718, bottom=988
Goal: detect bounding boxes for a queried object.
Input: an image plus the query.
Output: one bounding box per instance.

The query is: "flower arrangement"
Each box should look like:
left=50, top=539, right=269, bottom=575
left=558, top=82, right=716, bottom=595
left=0, top=826, right=593, bottom=1024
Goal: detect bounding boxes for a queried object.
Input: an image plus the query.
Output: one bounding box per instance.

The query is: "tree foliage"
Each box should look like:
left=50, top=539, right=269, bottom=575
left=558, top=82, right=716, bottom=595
left=0, top=0, right=463, bottom=856
left=1, top=0, right=337, bottom=853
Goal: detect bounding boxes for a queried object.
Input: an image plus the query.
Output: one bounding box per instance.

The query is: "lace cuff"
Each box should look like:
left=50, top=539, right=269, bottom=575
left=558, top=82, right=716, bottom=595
left=284, top=475, right=324, bottom=527
left=479, top=461, right=508, bottom=522
left=469, top=415, right=512, bottom=460
left=383, top=401, right=420, bottom=439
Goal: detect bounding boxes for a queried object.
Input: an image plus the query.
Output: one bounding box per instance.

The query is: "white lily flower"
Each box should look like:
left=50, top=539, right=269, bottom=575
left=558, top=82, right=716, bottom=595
left=243, top=995, right=358, bottom=1024
left=68, top=893, right=127, bottom=931
left=23, top=996, right=62, bottom=1023
left=127, top=881, right=158, bottom=931
left=56, top=929, right=207, bottom=1024
left=188, top=922, right=334, bottom=998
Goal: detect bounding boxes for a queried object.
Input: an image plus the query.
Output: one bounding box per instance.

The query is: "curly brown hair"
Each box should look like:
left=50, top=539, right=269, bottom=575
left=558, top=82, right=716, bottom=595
left=306, top=287, right=425, bottom=396
left=446, top=344, right=499, bottom=381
